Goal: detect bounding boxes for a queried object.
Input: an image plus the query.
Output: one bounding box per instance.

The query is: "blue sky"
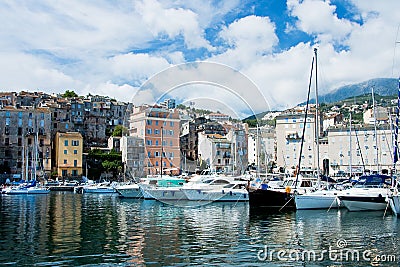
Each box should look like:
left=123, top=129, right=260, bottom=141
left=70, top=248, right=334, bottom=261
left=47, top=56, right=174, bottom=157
left=0, top=0, right=399, bottom=118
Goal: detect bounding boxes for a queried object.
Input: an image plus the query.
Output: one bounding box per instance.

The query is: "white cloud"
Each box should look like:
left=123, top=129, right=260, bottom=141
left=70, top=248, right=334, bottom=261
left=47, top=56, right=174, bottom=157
left=287, top=0, right=357, bottom=43
left=135, top=0, right=213, bottom=50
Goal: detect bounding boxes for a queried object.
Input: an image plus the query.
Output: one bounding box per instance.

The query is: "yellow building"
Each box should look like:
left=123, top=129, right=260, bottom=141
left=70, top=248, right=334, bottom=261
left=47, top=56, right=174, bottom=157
left=54, top=132, right=83, bottom=178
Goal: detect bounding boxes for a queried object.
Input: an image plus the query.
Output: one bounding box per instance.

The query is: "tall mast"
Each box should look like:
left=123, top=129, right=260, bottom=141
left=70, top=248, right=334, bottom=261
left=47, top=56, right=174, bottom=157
left=372, top=87, right=380, bottom=172
left=393, top=77, right=400, bottom=185
left=314, top=48, right=321, bottom=185
left=349, top=112, right=352, bottom=178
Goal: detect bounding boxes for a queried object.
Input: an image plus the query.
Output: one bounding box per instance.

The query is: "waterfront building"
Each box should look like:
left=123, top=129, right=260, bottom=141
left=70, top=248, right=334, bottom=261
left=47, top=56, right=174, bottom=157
left=327, top=125, right=394, bottom=175
left=275, top=112, right=317, bottom=172
left=248, top=126, right=275, bottom=171
left=129, top=105, right=181, bottom=175
left=54, top=132, right=83, bottom=178
left=224, top=123, right=249, bottom=175
left=120, top=136, right=145, bottom=179
left=198, top=133, right=232, bottom=173
left=0, top=106, right=52, bottom=179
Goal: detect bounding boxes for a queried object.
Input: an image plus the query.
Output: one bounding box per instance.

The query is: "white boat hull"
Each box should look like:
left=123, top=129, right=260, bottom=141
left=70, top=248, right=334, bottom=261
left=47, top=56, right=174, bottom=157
left=340, top=199, right=387, bottom=211
left=83, top=187, right=116, bottom=194
left=295, top=193, right=339, bottom=210
left=183, top=188, right=248, bottom=202
left=3, top=187, right=50, bottom=194
left=145, top=188, right=187, bottom=201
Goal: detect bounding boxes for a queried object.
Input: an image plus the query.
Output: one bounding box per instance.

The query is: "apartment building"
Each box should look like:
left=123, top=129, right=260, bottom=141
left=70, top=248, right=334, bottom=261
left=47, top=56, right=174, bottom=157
left=54, top=132, right=83, bottom=177
left=129, top=105, right=181, bottom=175
left=0, top=107, right=52, bottom=179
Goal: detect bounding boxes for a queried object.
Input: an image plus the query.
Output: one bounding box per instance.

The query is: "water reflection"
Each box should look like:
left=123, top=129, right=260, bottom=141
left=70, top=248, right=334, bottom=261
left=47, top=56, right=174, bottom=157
left=0, top=193, right=400, bottom=266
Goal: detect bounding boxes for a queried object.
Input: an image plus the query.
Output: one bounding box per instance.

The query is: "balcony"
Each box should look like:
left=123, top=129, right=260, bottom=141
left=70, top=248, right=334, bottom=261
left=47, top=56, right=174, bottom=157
left=286, top=132, right=302, bottom=140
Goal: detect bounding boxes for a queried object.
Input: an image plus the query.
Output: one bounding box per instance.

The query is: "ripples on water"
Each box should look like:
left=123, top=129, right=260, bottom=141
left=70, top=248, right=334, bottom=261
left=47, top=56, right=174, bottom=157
left=0, top=192, right=400, bottom=266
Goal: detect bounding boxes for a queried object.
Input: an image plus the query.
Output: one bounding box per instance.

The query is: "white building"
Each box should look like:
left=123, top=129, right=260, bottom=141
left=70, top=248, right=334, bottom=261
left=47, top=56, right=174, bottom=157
left=276, top=112, right=318, bottom=172
left=327, top=125, right=394, bottom=175
left=248, top=127, right=275, bottom=169
left=198, top=133, right=232, bottom=173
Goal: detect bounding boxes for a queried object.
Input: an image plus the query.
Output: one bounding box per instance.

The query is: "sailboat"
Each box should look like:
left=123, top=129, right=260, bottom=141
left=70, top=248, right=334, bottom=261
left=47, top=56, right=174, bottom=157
left=388, top=77, right=400, bottom=215
left=249, top=48, right=320, bottom=211
left=4, top=132, right=49, bottom=195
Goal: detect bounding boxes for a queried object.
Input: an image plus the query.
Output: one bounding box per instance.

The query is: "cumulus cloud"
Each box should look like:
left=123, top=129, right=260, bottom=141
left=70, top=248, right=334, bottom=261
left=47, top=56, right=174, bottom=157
left=287, top=0, right=357, bottom=43
left=135, top=0, right=213, bottom=50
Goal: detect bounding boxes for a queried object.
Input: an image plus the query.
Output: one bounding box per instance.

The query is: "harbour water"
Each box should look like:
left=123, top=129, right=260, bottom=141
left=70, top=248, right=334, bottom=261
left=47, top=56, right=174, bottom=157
left=1, top=192, right=399, bottom=266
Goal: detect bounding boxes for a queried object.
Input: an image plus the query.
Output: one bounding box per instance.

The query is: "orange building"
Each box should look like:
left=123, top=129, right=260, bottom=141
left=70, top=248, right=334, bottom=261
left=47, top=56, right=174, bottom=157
left=129, top=105, right=180, bottom=175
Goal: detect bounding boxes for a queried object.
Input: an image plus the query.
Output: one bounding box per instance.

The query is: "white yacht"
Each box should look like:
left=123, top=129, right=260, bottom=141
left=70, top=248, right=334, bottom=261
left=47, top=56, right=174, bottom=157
left=139, top=176, right=187, bottom=200
left=337, top=174, right=391, bottom=211
left=182, top=177, right=248, bottom=202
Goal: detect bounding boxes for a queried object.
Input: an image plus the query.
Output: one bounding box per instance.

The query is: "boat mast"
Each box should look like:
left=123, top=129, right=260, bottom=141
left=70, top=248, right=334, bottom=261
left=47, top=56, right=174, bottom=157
left=393, top=77, right=400, bottom=186
left=349, top=112, right=353, bottom=178
left=314, top=48, right=321, bottom=186
left=372, top=87, right=380, bottom=173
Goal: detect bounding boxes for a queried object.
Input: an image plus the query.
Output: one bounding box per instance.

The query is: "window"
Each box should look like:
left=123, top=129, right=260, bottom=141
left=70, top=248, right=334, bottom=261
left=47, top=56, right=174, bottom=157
left=64, top=150, right=68, bottom=155
left=62, top=170, right=67, bottom=176
left=156, top=140, right=159, bottom=146
left=29, top=113, right=32, bottom=118
left=148, top=152, right=151, bottom=158
left=147, top=129, right=152, bottom=134
left=65, top=123, right=69, bottom=130
left=155, top=120, right=159, bottom=126
left=146, top=140, right=152, bottom=145
left=64, top=140, right=69, bottom=146
left=169, top=130, right=173, bottom=136
left=5, top=138, right=9, bottom=146
left=155, top=161, right=159, bottom=166
left=74, top=150, right=77, bottom=155
left=72, top=170, right=78, bottom=176
left=64, top=159, right=67, bottom=164
left=155, top=129, right=159, bottom=135
left=5, top=111, right=10, bottom=117
left=18, top=138, right=22, bottom=146
left=72, top=140, right=79, bottom=146
left=155, top=151, right=160, bottom=157
left=147, top=120, right=152, bottom=125
left=170, top=141, right=173, bottom=147
left=170, top=122, right=174, bottom=127
left=5, top=127, right=9, bottom=135
left=41, top=112, right=44, bottom=119
left=74, top=160, right=77, bottom=167
left=5, top=118, right=10, bottom=126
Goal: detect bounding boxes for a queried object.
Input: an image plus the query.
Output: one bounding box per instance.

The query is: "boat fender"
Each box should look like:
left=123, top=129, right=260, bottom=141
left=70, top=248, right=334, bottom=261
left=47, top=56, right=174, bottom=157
left=285, top=186, right=291, bottom=194
left=230, top=191, right=232, bottom=196
left=222, top=190, right=224, bottom=194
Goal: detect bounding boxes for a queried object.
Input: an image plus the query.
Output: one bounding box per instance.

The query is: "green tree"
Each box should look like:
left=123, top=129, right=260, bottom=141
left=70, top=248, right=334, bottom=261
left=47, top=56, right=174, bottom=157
left=102, top=160, right=122, bottom=179
left=112, top=125, right=128, bottom=137
left=62, top=90, right=78, bottom=98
